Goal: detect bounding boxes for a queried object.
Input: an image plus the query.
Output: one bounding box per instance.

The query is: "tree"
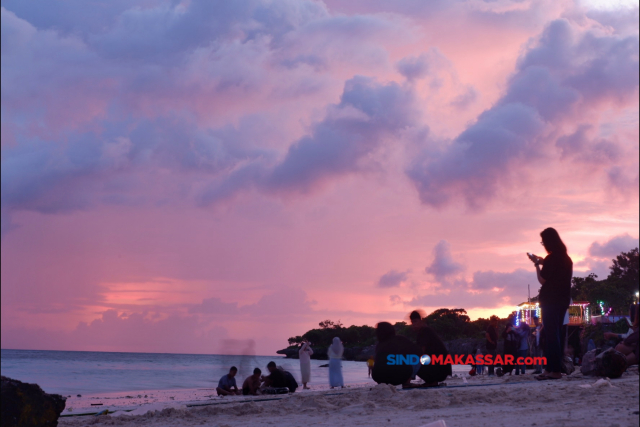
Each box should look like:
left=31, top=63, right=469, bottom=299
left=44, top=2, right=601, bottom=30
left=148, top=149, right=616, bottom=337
left=571, top=273, right=599, bottom=301
left=288, top=335, right=304, bottom=345
left=318, top=319, right=343, bottom=329
left=424, top=308, right=472, bottom=341
left=609, top=248, right=639, bottom=294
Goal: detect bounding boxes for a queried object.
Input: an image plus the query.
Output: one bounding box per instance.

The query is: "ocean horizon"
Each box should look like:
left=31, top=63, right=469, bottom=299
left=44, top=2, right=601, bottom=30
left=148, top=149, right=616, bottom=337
left=1, top=349, right=471, bottom=396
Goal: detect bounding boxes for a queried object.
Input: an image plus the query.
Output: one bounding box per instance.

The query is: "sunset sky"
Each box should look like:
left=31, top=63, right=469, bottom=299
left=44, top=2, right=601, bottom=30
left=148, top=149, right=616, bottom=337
left=1, top=0, right=638, bottom=356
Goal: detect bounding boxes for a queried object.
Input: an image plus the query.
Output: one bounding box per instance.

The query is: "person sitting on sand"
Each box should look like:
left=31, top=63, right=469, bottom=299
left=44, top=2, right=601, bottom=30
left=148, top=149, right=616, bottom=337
left=409, top=310, right=452, bottom=386
left=261, top=361, right=288, bottom=388
left=242, top=368, right=262, bottom=396
left=216, top=366, right=240, bottom=396
left=278, top=365, right=299, bottom=393
left=604, top=304, right=639, bottom=369
left=371, top=322, right=417, bottom=386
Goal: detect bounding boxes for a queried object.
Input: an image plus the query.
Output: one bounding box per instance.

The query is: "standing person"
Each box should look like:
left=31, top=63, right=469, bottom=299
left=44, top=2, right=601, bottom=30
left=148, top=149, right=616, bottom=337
left=528, top=227, right=573, bottom=381
left=515, top=322, right=530, bottom=375
left=216, top=366, right=240, bottom=396
left=502, top=321, right=519, bottom=375
left=367, top=355, right=375, bottom=378
left=475, top=348, right=485, bottom=375
left=531, top=316, right=544, bottom=374
left=328, top=337, right=344, bottom=389
left=485, top=316, right=499, bottom=376
left=299, top=341, right=313, bottom=390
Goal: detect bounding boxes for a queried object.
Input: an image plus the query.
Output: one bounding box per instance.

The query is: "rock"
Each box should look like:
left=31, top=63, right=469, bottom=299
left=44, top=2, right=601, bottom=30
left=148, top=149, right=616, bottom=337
left=1, top=376, right=66, bottom=427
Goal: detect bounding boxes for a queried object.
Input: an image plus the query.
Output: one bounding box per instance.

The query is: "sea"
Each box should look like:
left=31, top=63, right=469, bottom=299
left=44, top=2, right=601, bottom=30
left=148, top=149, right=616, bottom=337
left=1, top=349, right=470, bottom=396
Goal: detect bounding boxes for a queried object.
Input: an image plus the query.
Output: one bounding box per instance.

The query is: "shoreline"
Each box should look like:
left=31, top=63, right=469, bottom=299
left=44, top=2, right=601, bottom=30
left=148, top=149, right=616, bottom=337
left=59, top=367, right=639, bottom=427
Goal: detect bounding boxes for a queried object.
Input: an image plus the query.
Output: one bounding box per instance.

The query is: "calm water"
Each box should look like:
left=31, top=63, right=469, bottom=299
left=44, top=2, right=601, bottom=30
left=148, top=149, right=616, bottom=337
left=0, top=349, right=378, bottom=395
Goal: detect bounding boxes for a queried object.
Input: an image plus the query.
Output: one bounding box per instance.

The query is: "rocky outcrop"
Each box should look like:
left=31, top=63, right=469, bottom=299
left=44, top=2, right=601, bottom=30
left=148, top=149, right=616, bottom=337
left=1, top=376, right=66, bottom=427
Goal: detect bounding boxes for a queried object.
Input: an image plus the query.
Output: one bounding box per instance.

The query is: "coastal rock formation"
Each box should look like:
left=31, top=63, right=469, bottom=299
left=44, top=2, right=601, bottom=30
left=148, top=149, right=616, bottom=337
left=1, top=376, right=66, bottom=427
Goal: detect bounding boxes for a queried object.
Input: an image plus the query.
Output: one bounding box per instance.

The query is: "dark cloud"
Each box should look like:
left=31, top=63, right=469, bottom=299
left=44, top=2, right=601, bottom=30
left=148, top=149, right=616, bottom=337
left=407, top=268, right=536, bottom=310
left=425, top=240, right=464, bottom=281
left=407, top=19, right=639, bottom=209
left=556, top=124, right=621, bottom=164
left=377, top=270, right=409, bottom=288
left=201, top=76, right=421, bottom=204
left=396, top=54, right=430, bottom=81
left=450, top=86, right=478, bottom=110
left=588, top=233, right=639, bottom=258
left=188, top=287, right=316, bottom=317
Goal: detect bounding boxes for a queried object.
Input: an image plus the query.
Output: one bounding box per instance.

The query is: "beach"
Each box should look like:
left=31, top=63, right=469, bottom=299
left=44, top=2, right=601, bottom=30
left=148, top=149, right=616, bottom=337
left=59, top=368, right=639, bottom=427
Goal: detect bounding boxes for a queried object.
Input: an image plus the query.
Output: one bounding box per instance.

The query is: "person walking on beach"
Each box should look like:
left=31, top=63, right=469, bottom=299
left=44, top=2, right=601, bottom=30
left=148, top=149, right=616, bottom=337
left=328, top=337, right=345, bottom=388
left=528, top=227, right=573, bottom=381
left=299, top=341, right=313, bottom=390
left=485, top=316, right=499, bottom=376
left=216, top=366, right=240, bottom=396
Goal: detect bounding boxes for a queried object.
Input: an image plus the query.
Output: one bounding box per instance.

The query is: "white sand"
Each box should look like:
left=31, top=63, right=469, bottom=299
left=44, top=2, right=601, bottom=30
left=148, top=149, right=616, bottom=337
left=60, top=368, right=639, bottom=427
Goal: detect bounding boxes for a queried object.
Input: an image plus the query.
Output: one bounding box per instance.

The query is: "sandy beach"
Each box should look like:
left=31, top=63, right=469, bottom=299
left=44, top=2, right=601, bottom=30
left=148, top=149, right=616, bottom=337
left=59, top=368, right=639, bottom=427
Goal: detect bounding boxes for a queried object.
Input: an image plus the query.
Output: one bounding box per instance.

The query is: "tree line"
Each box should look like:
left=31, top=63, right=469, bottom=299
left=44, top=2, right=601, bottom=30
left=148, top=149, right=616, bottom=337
left=286, top=248, right=638, bottom=349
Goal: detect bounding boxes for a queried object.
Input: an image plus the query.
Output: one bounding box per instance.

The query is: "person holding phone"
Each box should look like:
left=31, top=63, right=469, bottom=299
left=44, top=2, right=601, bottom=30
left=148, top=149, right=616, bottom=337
left=527, top=227, right=573, bottom=380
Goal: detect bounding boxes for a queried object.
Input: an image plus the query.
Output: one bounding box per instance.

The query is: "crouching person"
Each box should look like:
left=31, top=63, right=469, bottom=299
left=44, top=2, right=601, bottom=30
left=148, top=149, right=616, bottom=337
left=216, top=366, right=240, bottom=396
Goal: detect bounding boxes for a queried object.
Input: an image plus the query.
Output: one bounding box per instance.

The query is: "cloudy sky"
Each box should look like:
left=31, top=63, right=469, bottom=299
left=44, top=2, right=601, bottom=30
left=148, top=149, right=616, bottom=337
left=1, top=0, right=638, bottom=355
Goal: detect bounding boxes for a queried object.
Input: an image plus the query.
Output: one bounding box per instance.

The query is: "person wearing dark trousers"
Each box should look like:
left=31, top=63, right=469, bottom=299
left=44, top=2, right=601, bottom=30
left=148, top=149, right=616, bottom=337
left=528, top=227, right=572, bottom=381
left=485, top=316, right=499, bottom=376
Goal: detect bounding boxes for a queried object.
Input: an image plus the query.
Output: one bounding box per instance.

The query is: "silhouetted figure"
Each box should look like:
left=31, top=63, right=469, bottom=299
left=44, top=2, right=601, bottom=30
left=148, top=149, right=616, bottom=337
left=372, top=322, right=415, bottom=386
left=502, top=321, right=518, bottom=375
left=242, top=368, right=262, bottom=395
left=216, top=366, right=240, bottom=396
left=262, top=361, right=287, bottom=388
left=409, top=310, right=452, bottom=386
left=485, top=316, right=499, bottom=376
left=528, top=227, right=573, bottom=381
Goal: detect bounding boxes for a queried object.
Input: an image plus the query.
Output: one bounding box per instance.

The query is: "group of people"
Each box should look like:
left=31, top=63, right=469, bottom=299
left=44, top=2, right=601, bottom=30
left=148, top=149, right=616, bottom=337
left=370, top=311, right=452, bottom=387
left=216, top=361, right=299, bottom=396
left=476, top=314, right=543, bottom=377
left=217, top=227, right=636, bottom=393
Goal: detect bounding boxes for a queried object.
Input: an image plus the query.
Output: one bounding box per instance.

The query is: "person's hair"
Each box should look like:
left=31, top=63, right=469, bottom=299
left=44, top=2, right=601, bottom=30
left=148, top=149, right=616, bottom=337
left=409, top=310, right=422, bottom=322
left=230, top=366, right=238, bottom=372
left=253, top=368, right=261, bottom=375
left=376, top=321, right=396, bottom=343
left=540, top=227, right=567, bottom=254
left=267, top=361, right=276, bottom=368
left=490, top=315, right=499, bottom=325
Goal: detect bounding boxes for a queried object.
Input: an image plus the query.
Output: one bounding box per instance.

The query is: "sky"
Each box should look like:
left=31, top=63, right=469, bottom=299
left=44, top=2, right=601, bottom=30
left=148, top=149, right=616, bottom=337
left=1, top=0, right=638, bottom=356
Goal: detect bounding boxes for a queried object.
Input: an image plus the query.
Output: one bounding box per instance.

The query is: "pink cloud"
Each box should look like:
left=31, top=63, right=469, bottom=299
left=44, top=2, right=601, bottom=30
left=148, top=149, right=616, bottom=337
left=1, top=0, right=638, bottom=355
